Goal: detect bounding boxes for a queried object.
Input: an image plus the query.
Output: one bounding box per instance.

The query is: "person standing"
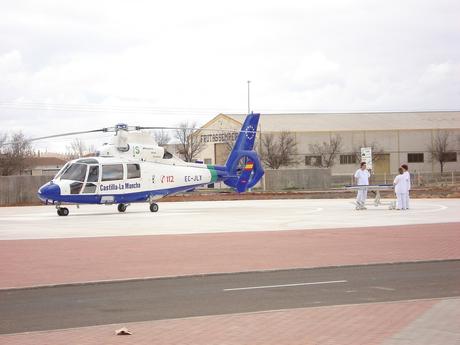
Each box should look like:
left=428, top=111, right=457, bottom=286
left=354, top=162, right=370, bottom=210
left=401, top=164, right=411, bottom=209
left=394, top=167, right=408, bottom=210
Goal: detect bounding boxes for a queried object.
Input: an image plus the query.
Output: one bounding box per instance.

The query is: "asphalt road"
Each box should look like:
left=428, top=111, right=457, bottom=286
left=1, top=260, right=460, bottom=334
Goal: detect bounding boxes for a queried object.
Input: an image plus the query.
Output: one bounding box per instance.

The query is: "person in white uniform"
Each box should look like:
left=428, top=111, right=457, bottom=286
left=354, top=162, right=370, bottom=209
left=401, top=164, right=411, bottom=209
left=393, top=167, right=408, bottom=210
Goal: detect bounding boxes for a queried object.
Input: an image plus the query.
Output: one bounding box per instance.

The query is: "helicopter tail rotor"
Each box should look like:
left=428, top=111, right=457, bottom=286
left=223, top=113, right=264, bottom=192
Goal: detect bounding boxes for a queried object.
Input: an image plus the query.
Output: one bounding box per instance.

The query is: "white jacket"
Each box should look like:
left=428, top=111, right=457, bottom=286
left=354, top=169, right=370, bottom=185
left=394, top=174, right=407, bottom=194
left=403, top=171, right=411, bottom=191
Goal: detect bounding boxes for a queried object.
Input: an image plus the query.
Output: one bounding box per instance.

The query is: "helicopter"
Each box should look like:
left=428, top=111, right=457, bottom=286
left=36, top=113, right=264, bottom=216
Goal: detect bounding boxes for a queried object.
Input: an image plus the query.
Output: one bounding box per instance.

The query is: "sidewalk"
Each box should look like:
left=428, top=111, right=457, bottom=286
left=1, top=298, right=459, bottom=345
left=1, top=222, right=459, bottom=289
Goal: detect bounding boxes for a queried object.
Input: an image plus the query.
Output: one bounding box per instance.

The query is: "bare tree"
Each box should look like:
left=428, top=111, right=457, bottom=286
left=223, top=137, right=236, bottom=153
left=67, top=138, right=87, bottom=158
left=0, top=131, right=33, bottom=176
left=308, top=135, right=343, bottom=168
left=260, top=132, right=298, bottom=169
left=153, top=129, right=171, bottom=147
left=0, top=132, right=7, bottom=148
left=429, top=131, right=452, bottom=175
left=87, top=144, right=97, bottom=156
left=175, top=121, right=205, bottom=162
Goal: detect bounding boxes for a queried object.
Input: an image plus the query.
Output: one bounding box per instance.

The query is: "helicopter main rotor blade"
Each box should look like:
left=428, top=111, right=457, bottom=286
left=0, top=123, right=260, bottom=148
left=137, top=126, right=258, bottom=134
left=26, top=128, right=109, bottom=142
left=0, top=128, right=108, bottom=147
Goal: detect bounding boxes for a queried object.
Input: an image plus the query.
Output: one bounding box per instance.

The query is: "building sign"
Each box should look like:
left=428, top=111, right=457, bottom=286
left=361, top=147, right=373, bottom=170
left=200, top=132, right=238, bottom=143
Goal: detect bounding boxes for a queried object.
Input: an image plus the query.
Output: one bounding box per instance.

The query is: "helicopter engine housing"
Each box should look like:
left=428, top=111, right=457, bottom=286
left=96, top=130, right=165, bottom=162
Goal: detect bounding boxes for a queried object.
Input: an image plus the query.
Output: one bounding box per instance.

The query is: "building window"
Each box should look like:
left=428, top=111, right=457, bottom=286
left=443, top=152, right=457, bottom=162
left=340, top=154, right=357, bottom=165
left=408, top=153, right=424, bottom=163
left=305, top=155, right=322, bottom=166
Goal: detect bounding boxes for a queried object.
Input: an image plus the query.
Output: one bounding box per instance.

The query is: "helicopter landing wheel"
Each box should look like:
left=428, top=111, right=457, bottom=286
left=117, top=203, right=127, bottom=213
left=57, top=207, right=69, bottom=216
left=149, top=203, right=159, bottom=213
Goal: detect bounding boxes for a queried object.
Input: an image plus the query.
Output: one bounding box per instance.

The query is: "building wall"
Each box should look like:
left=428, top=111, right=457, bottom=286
left=195, top=115, right=460, bottom=175
left=195, top=115, right=241, bottom=165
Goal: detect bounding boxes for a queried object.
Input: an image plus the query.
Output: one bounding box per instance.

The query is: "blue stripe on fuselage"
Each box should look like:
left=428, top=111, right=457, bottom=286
left=38, top=183, right=205, bottom=205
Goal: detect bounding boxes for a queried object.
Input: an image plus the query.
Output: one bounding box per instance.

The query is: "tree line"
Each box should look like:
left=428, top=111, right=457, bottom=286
left=1, top=128, right=458, bottom=176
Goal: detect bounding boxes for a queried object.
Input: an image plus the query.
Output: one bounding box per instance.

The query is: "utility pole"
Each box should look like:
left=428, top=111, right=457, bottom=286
left=247, top=80, right=251, bottom=114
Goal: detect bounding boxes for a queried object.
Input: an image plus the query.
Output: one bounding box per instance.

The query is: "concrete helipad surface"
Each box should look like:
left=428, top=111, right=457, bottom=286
left=0, top=198, right=459, bottom=239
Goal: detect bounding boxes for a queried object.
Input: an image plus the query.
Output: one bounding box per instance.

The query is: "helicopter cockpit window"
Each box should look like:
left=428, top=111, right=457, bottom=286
left=87, top=166, right=99, bottom=182
left=54, top=163, right=70, bottom=179
left=102, top=164, right=123, bottom=181
left=127, top=164, right=141, bottom=179
left=163, top=150, right=173, bottom=159
left=60, top=163, right=87, bottom=182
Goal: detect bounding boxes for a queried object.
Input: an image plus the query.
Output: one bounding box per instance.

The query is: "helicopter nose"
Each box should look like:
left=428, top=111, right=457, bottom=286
left=38, top=183, right=61, bottom=201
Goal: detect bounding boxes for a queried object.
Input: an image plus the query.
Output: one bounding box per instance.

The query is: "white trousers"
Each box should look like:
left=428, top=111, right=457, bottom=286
left=356, top=189, right=367, bottom=204
left=396, top=193, right=408, bottom=209
left=405, top=192, right=410, bottom=209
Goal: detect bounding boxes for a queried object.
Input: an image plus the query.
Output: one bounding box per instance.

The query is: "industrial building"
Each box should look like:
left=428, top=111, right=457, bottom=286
left=195, top=111, right=460, bottom=176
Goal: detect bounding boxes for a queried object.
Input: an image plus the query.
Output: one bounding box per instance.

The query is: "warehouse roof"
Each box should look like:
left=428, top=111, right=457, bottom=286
left=224, top=111, right=460, bottom=132
left=26, top=157, right=67, bottom=167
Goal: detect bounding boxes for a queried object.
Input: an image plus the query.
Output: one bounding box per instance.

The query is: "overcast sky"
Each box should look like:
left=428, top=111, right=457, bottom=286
left=1, top=0, right=459, bottom=151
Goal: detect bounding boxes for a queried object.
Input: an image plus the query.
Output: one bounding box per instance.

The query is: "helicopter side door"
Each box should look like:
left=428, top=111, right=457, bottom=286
left=125, top=163, right=142, bottom=192
left=81, top=165, right=100, bottom=194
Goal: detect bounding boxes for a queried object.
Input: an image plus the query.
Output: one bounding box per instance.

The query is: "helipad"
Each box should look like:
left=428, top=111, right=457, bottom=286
left=0, top=198, right=459, bottom=240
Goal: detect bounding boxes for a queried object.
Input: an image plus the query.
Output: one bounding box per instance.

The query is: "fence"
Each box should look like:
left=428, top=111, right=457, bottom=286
left=264, top=168, right=331, bottom=190
left=0, top=169, right=333, bottom=206
left=1, top=170, right=458, bottom=206
left=411, top=171, right=460, bottom=186
left=331, top=172, right=460, bottom=187
left=0, top=175, right=50, bottom=206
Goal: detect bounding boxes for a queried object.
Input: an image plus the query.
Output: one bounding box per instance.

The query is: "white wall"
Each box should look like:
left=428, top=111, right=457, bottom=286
left=194, top=115, right=460, bottom=174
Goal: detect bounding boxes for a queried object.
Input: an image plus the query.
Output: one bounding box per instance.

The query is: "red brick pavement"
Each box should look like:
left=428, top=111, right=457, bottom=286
left=0, top=299, right=438, bottom=345
left=1, top=222, right=459, bottom=289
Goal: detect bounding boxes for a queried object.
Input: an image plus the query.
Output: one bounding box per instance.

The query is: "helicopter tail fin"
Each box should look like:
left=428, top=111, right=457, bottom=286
left=223, top=113, right=264, bottom=192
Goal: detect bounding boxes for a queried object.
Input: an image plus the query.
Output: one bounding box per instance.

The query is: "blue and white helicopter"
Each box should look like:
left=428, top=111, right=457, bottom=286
left=37, top=113, right=264, bottom=216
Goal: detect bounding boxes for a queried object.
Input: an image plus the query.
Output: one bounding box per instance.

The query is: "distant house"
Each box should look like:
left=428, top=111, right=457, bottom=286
left=23, top=157, right=67, bottom=176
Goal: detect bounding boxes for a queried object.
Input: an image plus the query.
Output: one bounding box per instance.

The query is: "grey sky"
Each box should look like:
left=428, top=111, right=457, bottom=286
left=1, top=0, right=459, bottom=150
